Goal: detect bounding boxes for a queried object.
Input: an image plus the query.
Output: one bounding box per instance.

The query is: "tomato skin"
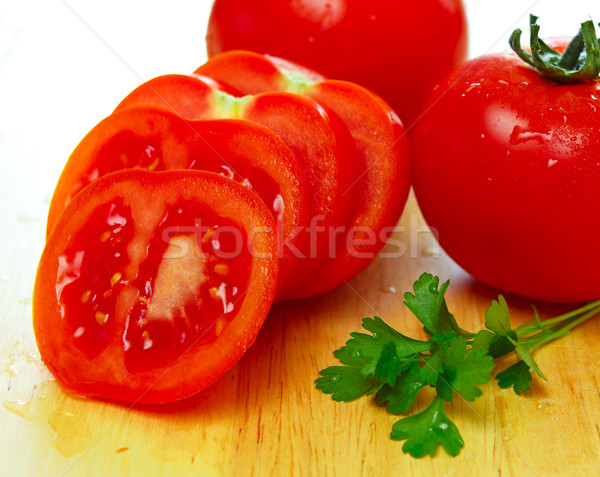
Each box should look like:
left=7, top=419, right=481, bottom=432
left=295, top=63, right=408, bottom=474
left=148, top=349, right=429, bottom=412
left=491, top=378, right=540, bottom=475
left=411, top=46, right=600, bottom=303
left=206, top=0, right=468, bottom=127
left=35, top=170, right=279, bottom=403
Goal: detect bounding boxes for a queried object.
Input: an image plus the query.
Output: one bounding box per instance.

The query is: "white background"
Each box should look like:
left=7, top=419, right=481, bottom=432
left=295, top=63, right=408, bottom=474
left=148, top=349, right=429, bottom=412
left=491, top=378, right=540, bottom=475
left=0, top=0, right=598, bottom=218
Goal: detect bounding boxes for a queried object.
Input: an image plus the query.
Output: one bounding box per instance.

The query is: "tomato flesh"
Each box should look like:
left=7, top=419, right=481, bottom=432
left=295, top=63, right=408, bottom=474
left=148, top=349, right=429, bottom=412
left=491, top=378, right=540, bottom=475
left=123, top=200, right=251, bottom=372
left=57, top=199, right=132, bottom=358
left=35, top=170, right=278, bottom=403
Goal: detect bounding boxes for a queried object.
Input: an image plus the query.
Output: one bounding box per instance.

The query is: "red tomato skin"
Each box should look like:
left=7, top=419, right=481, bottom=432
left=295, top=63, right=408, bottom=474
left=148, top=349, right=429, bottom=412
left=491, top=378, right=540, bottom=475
left=206, top=0, right=468, bottom=127
left=412, top=49, right=600, bottom=303
left=35, top=170, right=279, bottom=404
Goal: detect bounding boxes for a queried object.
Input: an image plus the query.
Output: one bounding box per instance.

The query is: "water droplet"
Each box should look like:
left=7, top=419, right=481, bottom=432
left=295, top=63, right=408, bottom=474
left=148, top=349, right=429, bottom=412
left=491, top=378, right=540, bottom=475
left=537, top=398, right=557, bottom=409
left=381, top=286, right=396, bottom=293
left=3, top=400, right=33, bottom=420
left=422, top=246, right=438, bottom=257
left=48, top=408, right=93, bottom=457
left=330, top=375, right=340, bottom=383
left=502, top=426, right=515, bottom=441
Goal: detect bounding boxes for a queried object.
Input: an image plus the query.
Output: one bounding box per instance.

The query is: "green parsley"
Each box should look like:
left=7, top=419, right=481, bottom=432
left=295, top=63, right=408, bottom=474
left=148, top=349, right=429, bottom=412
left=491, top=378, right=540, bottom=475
left=315, top=273, right=600, bottom=458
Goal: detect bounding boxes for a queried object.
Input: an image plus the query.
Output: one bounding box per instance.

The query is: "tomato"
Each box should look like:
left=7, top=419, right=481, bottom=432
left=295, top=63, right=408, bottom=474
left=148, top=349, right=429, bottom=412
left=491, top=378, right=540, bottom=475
left=35, top=170, right=278, bottom=403
left=411, top=31, right=600, bottom=303
left=115, top=74, right=365, bottom=299
left=196, top=51, right=411, bottom=298
left=205, top=0, right=468, bottom=127
left=47, top=105, right=309, bottom=294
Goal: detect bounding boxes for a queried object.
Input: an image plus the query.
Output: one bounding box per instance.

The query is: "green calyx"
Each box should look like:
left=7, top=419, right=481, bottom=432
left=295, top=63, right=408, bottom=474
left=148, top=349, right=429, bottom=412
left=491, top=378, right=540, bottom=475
left=509, top=14, right=600, bottom=83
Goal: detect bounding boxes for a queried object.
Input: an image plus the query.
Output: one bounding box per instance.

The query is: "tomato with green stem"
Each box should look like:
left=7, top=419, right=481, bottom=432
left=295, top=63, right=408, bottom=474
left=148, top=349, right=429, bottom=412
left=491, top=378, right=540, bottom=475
left=35, top=170, right=279, bottom=404
left=412, top=16, right=600, bottom=303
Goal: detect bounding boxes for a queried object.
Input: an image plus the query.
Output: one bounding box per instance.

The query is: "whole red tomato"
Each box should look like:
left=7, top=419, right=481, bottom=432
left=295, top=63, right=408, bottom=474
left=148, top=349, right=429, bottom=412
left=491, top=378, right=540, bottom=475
left=411, top=17, right=600, bottom=303
left=206, top=0, right=468, bottom=127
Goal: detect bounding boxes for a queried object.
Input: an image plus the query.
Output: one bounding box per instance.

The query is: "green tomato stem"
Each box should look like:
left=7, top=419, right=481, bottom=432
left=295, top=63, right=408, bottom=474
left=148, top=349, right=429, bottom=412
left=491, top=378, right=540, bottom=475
left=509, top=14, right=600, bottom=83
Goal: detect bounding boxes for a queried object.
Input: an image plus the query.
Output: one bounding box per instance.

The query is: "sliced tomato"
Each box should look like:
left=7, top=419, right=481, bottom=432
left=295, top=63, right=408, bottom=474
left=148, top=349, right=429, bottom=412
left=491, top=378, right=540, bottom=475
left=35, top=170, right=278, bottom=404
left=196, top=51, right=411, bottom=298
left=115, top=75, right=360, bottom=297
left=47, top=105, right=308, bottom=292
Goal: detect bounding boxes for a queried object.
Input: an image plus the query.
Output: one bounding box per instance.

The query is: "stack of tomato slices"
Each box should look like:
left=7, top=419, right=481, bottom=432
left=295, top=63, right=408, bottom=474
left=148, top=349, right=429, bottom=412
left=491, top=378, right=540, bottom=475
left=35, top=51, right=410, bottom=404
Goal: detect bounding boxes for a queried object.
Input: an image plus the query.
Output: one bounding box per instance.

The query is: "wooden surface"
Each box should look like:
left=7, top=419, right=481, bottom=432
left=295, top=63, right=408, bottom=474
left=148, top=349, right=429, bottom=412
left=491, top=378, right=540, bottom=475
left=1, top=194, right=600, bottom=476
left=2, top=1, right=600, bottom=475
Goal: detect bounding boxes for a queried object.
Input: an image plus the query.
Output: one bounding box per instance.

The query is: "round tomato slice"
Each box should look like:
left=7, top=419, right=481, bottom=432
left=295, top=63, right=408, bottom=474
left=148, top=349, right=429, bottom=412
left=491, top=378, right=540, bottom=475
left=34, top=170, right=278, bottom=404
left=47, top=105, right=308, bottom=294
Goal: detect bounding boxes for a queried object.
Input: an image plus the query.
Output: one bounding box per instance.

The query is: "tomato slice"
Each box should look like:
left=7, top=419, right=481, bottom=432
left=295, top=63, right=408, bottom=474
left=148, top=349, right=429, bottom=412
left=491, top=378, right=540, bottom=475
left=196, top=51, right=411, bottom=298
left=34, top=170, right=278, bottom=404
left=47, top=105, right=308, bottom=293
left=115, top=75, right=360, bottom=297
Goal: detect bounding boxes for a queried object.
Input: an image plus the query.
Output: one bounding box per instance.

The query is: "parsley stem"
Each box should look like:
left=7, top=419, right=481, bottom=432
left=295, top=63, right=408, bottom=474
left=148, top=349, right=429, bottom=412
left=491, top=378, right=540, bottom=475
left=523, top=306, right=600, bottom=349
left=514, top=299, right=600, bottom=335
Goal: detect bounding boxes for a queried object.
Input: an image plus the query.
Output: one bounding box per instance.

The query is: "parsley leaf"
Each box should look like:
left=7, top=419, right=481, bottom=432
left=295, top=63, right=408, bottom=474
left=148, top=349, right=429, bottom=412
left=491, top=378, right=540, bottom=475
left=510, top=340, right=546, bottom=380
left=373, top=341, right=402, bottom=385
left=403, top=273, right=449, bottom=335
left=390, top=397, right=464, bottom=457
left=484, top=296, right=512, bottom=335
left=315, top=366, right=381, bottom=401
left=375, top=362, right=424, bottom=414
left=438, top=336, right=494, bottom=402
left=341, top=316, right=431, bottom=376
left=419, top=350, right=443, bottom=387
left=472, top=330, right=515, bottom=359
left=495, top=360, right=533, bottom=394
left=404, top=273, right=474, bottom=338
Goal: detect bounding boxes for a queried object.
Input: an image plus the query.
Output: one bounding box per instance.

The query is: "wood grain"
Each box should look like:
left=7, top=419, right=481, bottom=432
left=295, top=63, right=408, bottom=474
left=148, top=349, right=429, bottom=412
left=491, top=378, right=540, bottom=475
left=1, top=194, right=599, bottom=476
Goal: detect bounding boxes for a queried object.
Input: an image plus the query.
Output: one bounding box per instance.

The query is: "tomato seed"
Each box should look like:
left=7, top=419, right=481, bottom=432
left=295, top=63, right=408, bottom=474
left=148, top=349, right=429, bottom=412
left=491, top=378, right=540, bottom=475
left=80, top=290, right=91, bottom=303
left=201, top=227, right=217, bottom=244
left=95, top=311, right=107, bottom=325
left=214, top=318, right=224, bottom=336
left=100, top=231, right=112, bottom=242
left=110, top=272, right=122, bottom=287
left=214, top=264, right=229, bottom=275
left=209, top=286, right=220, bottom=300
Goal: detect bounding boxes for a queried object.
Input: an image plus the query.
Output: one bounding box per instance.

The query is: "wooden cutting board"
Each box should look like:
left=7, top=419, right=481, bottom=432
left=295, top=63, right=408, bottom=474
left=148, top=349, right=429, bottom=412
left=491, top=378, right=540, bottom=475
left=1, top=192, right=599, bottom=476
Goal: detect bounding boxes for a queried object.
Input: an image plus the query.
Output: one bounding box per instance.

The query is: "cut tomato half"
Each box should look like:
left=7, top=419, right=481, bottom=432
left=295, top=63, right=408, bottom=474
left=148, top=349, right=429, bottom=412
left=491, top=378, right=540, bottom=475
left=35, top=170, right=279, bottom=404
left=47, top=105, right=308, bottom=292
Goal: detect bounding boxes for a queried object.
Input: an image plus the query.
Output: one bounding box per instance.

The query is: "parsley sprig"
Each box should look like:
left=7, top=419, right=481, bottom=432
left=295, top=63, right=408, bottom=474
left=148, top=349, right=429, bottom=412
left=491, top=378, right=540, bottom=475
left=315, top=273, right=600, bottom=458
